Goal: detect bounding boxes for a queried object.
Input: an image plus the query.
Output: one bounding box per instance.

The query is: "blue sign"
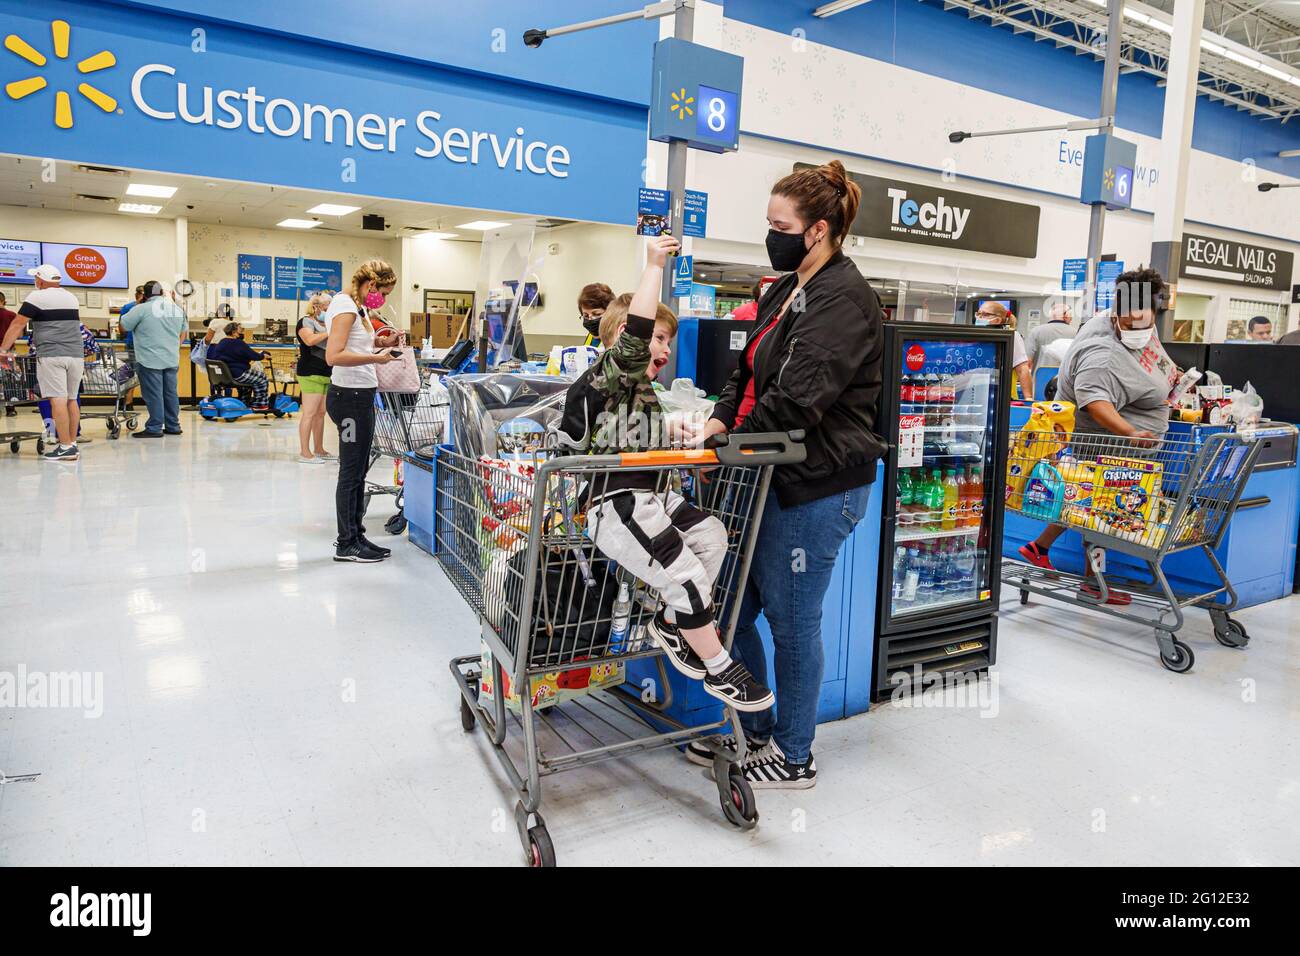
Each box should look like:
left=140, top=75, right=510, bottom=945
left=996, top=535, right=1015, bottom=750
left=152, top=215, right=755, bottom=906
left=648, top=38, right=744, bottom=153
left=1095, top=260, right=1125, bottom=311
left=673, top=255, right=694, bottom=297
left=237, top=253, right=272, bottom=299
left=273, top=256, right=344, bottom=300
left=0, top=0, right=646, bottom=225
left=683, top=190, right=708, bottom=239
left=637, top=187, right=671, bottom=235
left=1062, top=258, right=1087, bottom=292
left=689, top=283, right=716, bottom=316
left=1080, top=133, right=1139, bottom=210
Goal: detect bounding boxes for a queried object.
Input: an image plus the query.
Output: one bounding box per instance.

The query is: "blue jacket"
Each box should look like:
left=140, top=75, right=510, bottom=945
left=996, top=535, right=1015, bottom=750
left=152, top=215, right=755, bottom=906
left=207, top=336, right=265, bottom=377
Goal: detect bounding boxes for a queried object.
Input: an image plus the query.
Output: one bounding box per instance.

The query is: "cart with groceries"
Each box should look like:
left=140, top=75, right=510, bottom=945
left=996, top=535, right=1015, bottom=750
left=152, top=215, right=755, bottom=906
left=78, top=343, right=140, bottom=439
left=1002, top=399, right=1264, bottom=673
left=436, top=431, right=805, bottom=866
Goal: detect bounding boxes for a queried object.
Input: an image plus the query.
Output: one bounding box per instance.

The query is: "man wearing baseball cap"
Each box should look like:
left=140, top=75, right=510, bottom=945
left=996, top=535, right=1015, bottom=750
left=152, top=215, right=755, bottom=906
left=0, top=263, right=86, bottom=461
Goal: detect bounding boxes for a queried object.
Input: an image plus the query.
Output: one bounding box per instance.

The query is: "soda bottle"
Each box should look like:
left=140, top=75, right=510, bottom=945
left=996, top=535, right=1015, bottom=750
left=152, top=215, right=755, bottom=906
left=942, top=468, right=960, bottom=531
left=968, top=466, right=985, bottom=529
left=928, top=468, right=946, bottom=531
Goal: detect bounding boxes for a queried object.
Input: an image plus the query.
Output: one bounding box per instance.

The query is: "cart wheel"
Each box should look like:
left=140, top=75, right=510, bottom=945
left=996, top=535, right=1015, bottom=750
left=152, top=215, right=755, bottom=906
left=9, top=441, right=18, bottom=454
left=1213, top=618, right=1249, bottom=649
left=525, top=824, right=556, bottom=868
left=459, top=695, right=476, bottom=732
left=107, top=421, right=120, bottom=440
left=1159, top=640, right=1195, bottom=674
left=125, top=417, right=138, bottom=431
left=1019, top=588, right=1029, bottom=606
left=36, top=439, right=45, bottom=455
left=720, top=765, right=758, bottom=829
left=385, top=513, right=407, bottom=535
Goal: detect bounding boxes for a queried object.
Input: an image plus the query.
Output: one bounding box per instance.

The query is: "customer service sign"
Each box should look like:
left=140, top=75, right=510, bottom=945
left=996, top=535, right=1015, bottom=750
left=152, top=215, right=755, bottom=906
left=0, top=1, right=644, bottom=223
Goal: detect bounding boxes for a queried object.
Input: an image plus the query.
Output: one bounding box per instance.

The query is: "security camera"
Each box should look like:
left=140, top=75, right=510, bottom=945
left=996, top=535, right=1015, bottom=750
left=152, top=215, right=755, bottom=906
left=1258, top=182, right=1277, bottom=192
left=523, top=28, right=547, bottom=48
left=948, top=131, right=969, bottom=144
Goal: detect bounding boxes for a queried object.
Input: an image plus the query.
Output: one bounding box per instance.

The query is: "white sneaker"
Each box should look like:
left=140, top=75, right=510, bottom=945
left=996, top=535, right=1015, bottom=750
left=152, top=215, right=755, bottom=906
left=297, top=455, right=321, bottom=464
left=315, top=452, right=338, bottom=461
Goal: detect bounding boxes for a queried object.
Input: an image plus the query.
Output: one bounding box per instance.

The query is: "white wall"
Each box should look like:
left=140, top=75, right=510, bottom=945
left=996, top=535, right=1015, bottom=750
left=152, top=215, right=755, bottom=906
left=521, top=223, right=642, bottom=339
left=399, top=235, right=483, bottom=326
left=0, top=203, right=177, bottom=325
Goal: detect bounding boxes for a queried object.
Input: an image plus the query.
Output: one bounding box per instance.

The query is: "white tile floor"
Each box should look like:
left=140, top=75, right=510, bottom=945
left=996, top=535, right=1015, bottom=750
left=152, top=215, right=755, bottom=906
left=1, top=408, right=1297, bottom=866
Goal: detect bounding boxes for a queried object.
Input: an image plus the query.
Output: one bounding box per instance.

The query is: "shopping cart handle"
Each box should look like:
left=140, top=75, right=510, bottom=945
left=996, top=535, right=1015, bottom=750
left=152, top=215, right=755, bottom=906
left=712, top=430, right=807, bottom=467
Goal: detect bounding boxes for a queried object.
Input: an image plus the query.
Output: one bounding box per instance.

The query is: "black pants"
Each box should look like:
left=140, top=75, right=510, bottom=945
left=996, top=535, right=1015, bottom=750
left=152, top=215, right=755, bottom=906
left=326, top=385, right=376, bottom=547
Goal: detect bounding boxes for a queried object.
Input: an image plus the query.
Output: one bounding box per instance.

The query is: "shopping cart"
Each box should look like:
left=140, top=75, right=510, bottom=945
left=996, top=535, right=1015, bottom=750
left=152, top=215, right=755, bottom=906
left=79, top=344, right=140, bottom=439
left=1002, top=427, right=1263, bottom=673
left=265, top=348, right=301, bottom=403
left=438, top=432, right=804, bottom=866
left=366, top=365, right=449, bottom=534
left=0, top=353, right=43, bottom=454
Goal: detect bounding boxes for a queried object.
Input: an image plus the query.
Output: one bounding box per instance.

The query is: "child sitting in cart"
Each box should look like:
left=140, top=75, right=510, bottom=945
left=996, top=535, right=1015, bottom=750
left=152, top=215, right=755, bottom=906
left=555, top=235, right=774, bottom=713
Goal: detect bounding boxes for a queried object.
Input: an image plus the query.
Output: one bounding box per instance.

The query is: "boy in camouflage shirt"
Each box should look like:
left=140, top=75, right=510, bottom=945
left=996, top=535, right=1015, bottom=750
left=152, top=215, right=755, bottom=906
left=556, top=236, right=773, bottom=713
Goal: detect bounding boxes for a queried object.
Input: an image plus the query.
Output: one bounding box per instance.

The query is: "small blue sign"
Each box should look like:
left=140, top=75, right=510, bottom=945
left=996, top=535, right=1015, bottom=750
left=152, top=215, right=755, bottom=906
left=1062, top=258, right=1087, bottom=292
left=238, top=253, right=272, bottom=299
left=273, top=257, right=344, bottom=300
left=683, top=190, right=708, bottom=239
left=1095, top=260, right=1125, bottom=311
left=637, top=187, right=671, bottom=236
left=673, top=255, right=694, bottom=297
left=1080, top=133, right=1139, bottom=210
left=648, top=39, right=744, bottom=153
left=689, top=283, right=716, bottom=316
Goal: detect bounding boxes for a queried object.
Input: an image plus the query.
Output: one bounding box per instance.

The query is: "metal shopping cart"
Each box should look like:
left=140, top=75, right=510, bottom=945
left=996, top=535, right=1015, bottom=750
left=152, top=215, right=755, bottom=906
left=79, top=344, right=140, bottom=439
left=439, top=432, right=805, bottom=866
left=366, top=364, right=449, bottom=534
left=265, top=348, right=301, bottom=403
left=0, top=353, right=43, bottom=454
left=1002, top=427, right=1263, bottom=673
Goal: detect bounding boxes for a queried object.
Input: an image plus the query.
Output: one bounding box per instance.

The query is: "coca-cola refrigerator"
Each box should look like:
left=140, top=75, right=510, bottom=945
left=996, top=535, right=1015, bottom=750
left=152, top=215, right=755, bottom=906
left=872, top=323, right=1013, bottom=700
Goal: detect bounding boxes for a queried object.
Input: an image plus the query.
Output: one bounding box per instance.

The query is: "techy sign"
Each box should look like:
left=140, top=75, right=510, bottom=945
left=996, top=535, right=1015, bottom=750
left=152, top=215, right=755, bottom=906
left=5, top=18, right=574, bottom=179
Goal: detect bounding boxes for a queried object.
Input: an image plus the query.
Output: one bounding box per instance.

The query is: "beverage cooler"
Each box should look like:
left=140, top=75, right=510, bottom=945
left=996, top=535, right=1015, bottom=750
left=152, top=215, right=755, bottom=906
left=872, top=324, right=1013, bottom=699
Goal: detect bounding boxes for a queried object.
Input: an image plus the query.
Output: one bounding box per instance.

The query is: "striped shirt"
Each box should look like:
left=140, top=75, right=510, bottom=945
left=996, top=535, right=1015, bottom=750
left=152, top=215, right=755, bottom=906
left=17, top=286, right=82, bottom=358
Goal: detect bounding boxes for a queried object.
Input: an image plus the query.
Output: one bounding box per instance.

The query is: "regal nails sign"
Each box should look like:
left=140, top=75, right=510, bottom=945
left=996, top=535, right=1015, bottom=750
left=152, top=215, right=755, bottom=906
left=797, top=165, right=1041, bottom=258
left=0, top=2, right=644, bottom=224
left=1179, top=233, right=1294, bottom=291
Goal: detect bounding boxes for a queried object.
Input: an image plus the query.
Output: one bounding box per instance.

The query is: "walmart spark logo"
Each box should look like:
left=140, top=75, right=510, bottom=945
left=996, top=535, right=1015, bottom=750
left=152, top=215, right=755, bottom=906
left=669, top=87, right=694, bottom=120
left=4, top=20, right=117, bottom=129
left=1103, top=167, right=1116, bottom=191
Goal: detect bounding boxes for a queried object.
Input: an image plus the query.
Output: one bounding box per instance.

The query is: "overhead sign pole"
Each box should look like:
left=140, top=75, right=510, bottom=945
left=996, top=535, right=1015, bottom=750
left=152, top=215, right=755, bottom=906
left=661, top=3, right=694, bottom=306
left=1083, top=0, right=1126, bottom=321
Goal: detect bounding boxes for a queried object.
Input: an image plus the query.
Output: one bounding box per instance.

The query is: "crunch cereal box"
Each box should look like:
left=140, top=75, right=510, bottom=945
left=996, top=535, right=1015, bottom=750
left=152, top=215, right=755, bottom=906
left=1092, top=455, right=1162, bottom=537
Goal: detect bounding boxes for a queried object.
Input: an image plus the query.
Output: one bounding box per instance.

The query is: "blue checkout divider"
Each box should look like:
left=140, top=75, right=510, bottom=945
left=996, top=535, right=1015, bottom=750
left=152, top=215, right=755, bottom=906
left=624, top=463, right=885, bottom=729
left=1002, top=404, right=1300, bottom=608
left=404, top=456, right=436, bottom=554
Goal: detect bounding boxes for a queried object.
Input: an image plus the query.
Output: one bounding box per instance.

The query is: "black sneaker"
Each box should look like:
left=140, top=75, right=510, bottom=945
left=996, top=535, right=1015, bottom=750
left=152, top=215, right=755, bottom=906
left=359, top=535, right=391, bottom=556
left=739, top=740, right=816, bottom=790
left=333, top=541, right=386, bottom=563
left=131, top=430, right=163, bottom=439
left=646, top=610, right=706, bottom=679
left=703, top=661, right=775, bottom=713
left=43, top=445, right=79, bottom=462
left=684, top=733, right=770, bottom=768
left=164, top=428, right=183, bottom=435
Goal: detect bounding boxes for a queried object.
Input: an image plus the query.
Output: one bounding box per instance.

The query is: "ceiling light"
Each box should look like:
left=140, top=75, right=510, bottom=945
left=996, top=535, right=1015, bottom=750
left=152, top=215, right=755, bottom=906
left=277, top=218, right=322, bottom=229
left=118, top=202, right=162, bottom=214
left=812, top=0, right=872, bottom=16
left=306, top=203, right=361, bottom=216
left=125, top=183, right=177, bottom=199
left=456, top=220, right=510, bottom=231
left=413, top=231, right=458, bottom=240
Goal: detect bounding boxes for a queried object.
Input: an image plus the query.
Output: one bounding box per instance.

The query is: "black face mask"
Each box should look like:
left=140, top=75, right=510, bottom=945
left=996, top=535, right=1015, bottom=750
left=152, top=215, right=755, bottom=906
left=581, top=314, right=602, bottom=338
left=766, top=228, right=810, bottom=272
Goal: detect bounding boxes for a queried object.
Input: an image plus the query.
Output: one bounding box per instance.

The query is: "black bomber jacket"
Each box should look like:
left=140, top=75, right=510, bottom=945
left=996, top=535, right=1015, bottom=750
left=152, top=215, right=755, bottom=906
left=711, top=250, right=887, bottom=508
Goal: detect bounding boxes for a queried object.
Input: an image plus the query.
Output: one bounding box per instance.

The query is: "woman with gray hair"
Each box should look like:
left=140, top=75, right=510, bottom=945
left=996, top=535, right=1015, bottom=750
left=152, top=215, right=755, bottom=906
left=296, top=292, right=334, bottom=462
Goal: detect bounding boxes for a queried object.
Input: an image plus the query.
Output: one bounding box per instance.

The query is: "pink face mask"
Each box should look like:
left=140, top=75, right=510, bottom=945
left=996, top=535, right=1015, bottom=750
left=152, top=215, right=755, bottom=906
left=364, top=290, right=386, bottom=310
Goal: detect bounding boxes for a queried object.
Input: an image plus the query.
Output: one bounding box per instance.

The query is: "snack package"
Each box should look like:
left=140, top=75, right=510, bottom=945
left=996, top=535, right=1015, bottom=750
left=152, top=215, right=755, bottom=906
left=477, top=644, right=625, bottom=715
left=1091, top=455, right=1163, bottom=539
left=1007, top=400, right=1076, bottom=509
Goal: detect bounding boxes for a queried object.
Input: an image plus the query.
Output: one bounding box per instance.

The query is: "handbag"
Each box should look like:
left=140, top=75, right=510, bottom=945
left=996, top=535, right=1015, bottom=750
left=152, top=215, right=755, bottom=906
left=189, top=340, right=209, bottom=366
left=375, top=345, right=421, bottom=394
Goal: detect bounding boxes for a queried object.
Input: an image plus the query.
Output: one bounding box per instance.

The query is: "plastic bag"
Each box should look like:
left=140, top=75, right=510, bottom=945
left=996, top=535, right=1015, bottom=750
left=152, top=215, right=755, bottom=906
left=1228, top=381, right=1264, bottom=426
left=654, top=377, right=715, bottom=447
left=445, top=373, right=570, bottom=460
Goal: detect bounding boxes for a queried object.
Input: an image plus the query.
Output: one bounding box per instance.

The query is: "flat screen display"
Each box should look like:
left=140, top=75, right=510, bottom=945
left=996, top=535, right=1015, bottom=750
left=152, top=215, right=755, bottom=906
left=0, top=238, right=42, bottom=285
left=39, top=242, right=130, bottom=288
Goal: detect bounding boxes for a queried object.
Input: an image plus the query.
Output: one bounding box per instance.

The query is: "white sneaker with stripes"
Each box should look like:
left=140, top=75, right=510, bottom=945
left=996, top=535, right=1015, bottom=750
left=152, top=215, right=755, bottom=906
left=739, top=740, right=817, bottom=790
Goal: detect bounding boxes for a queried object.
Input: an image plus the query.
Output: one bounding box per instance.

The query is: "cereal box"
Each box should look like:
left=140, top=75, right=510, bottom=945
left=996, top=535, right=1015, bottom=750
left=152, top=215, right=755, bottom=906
left=1091, top=455, right=1162, bottom=538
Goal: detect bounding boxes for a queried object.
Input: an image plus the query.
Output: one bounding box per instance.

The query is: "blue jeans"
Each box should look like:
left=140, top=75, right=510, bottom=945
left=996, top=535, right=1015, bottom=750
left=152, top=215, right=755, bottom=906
left=137, top=365, right=180, bottom=434
left=731, top=484, right=870, bottom=763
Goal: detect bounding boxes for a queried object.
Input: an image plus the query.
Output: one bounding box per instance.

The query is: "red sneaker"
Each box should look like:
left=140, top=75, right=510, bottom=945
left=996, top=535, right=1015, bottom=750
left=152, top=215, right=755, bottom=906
left=1017, top=543, right=1056, bottom=571
left=1080, top=579, right=1132, bottom=606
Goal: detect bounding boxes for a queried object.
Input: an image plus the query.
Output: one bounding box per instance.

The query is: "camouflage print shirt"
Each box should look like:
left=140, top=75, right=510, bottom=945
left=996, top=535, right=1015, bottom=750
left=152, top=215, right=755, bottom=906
left=558, top=312, right=665, bottom=456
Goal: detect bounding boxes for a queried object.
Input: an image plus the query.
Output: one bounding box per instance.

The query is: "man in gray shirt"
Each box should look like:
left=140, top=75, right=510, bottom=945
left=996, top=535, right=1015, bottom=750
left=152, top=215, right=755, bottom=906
left=1025, top=302, right=1075, bottom=371
left=0, top=263, right=85, bottom=461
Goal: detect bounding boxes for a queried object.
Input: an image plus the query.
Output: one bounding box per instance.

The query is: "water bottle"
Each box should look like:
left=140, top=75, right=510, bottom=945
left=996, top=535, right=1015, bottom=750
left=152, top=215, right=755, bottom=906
left=609, top=581, right=631, bottom=653
left=953, top=540, right=975, bottom=599
left=892, top=547, right=907, bottom=603
left=901, top=547, right=920, bottom=607
left=932, top=541, right=948, bottom=603
left=916, top=543, right=934, bottom=606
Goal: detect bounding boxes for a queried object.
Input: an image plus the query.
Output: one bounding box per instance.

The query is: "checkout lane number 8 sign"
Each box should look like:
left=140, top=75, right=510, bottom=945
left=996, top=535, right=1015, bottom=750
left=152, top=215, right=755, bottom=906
left=696, top=85, right=737, bottom=141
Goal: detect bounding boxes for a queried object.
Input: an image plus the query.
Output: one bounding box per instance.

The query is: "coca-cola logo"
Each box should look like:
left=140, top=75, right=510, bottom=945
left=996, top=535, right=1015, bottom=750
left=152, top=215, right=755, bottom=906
left=904, top=344, right=926, bottom=372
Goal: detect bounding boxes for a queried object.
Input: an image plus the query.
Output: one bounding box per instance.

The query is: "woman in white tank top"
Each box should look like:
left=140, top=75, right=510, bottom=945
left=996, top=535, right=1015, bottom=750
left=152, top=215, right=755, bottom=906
left=324, top=259, right=400, bottom=562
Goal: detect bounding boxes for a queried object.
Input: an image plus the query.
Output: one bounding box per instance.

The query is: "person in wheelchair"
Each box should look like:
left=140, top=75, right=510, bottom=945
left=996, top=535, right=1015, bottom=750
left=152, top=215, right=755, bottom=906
left=206, top=322, right=270, bottom=409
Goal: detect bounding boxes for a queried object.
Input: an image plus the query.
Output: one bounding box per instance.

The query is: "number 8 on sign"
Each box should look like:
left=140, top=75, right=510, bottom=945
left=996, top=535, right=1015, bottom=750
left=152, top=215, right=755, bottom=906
left=696, top=85, right=737, bottom=142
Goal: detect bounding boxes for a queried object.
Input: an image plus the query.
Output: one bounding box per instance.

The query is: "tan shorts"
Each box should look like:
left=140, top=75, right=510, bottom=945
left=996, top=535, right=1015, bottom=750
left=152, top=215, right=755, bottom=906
left=36, top=356, right=85, bottom=399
